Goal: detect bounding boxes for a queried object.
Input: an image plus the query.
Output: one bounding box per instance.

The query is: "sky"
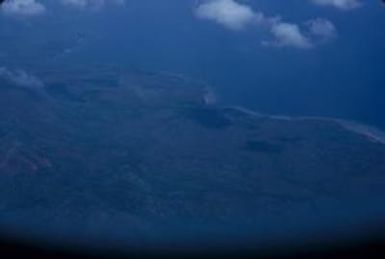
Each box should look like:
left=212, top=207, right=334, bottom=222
left=0, top=0, right=385, bottom=128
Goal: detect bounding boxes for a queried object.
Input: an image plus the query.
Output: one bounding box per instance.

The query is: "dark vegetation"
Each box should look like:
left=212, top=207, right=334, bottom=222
left=181, top=107, right=232, bottom=129
left=0, top=66, right=385, bottom=251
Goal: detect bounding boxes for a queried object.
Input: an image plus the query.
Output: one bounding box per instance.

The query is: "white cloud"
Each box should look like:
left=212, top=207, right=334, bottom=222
left=265, top=18, right=337, bottom=48
left=0, top=67, right=45, bottom=89
left=0, top=0, right=124, bottom=17
left=311, top=0, right=362, bottom=10
left=269, top=23, right=312, bottom=49
left=60, top=0, right=125, bottom=10
left=307, top=18, right=337, bottom=40
left=195, top=0, right=264, bottom=30
left=1, top=0, right=46, bottom=17
left=195, top=0, right=337, bottom=49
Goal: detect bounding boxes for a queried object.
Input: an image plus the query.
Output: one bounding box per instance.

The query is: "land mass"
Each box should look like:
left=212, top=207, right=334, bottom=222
left=0, top=67, right=385, bottom=251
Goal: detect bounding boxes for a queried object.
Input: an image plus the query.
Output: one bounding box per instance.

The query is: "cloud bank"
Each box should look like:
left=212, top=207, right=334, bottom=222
left=60, top=0, right=125, bottom=10
left=311, top=0, right=362, bottom=10
left=195, top=0, right=337, bottom=49
left=0, top=0, right=125, bottom=16
left=0, top=67, right=45, bottom=89
left=1, top=0, right=46, bottom=17
left=0, top=0, right=353, bottom=50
